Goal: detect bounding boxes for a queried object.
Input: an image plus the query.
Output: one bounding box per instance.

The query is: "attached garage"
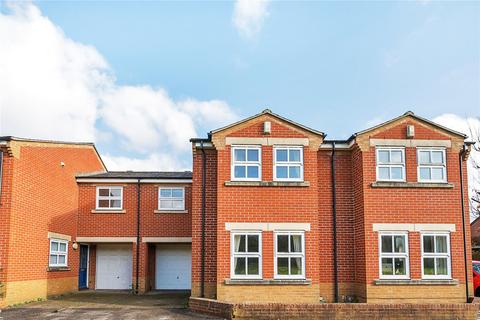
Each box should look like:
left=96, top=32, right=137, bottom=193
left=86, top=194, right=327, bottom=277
left=155, top=244, right=191, bottom=290
left=96, top=244, right=133, bottom=290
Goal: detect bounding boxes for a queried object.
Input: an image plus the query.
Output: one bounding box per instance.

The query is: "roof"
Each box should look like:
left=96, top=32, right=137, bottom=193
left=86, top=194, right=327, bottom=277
left=209, top=109, right=325, bottom=137
left=76, top=171, right=193, bottom=179
left=0, top=136, right=96, bottom=145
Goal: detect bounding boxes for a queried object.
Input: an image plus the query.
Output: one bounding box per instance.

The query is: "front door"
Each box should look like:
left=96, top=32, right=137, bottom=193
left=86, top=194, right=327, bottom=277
left=78, top=244, right=88, bottom=289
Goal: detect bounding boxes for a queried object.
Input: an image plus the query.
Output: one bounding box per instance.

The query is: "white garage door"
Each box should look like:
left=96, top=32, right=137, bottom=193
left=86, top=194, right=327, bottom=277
left=96, top=244, right=132, bottom=290
left=156, top=244, right=191, bottom=290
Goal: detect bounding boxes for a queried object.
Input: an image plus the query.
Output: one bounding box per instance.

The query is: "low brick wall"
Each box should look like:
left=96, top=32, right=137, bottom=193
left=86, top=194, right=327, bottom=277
left=189, top=297, right=480, bottom=320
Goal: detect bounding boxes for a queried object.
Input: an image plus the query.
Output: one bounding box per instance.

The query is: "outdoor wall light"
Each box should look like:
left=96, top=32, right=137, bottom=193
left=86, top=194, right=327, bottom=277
left=72, top=242, right=78, bottom=250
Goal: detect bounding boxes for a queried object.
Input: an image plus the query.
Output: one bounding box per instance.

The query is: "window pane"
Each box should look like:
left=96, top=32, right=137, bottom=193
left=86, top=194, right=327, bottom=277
left=431, top=168, right=444, bottom=181
left=276, top=166, right=288, bottom=179
left=247, top=149, right=259, bottom=162
left=172, top=189, right=183, bottom=197
left=381, top=235, right=392, bottom=253
left=277, top=235, right=289, bottom=253
left=378, top=151, right=389, bottom=163
left=234, top=235, right=246, bottom=253
left=289, top=150, right=301, bottom=162
left=172, top=200, right=184, bottom=209
left=59, top=242, right=67, bottom=252
left=234, top=257, right=246, bottom=275
left=289, top=166, right=300, bottom=179
left=247, top=166, right=259, bottom=178
left=391, top=167, right=403, bottom=180
left=419, top=151, right=430, bottom=164
left=98, top=199, right=109, bottom=208
left=394, top=258, right=406, bottom=275
left=50, top=255, right=57, bottom=265
left=247, top=235, right=259, bottom=253
left=391, top=151, right=403, bottom=163
left=436, top=236, right=448, bottom=253
left=431, top=151, right=443, bottom=164
left=160, top=189, right=172, bottom=197
left=290, top=235, right=302, bottom=253
left=423, top=236, right=434, bottom=253
left=382, top=258, right=393, bottom=275
left=419, top=167, right=431, bottom=180
left=160, top=200, right=173, bottom=209
left=110, top=200, right=121, bottom=208
left=110, top=188, right=121, bottom=197
left=276, top=149, right=288, bottom=162
left=51, top=242, right=58, bottom=252
left=234, top=149, right=246, bottom=161
left=394, top=235, right=405, bottom=253
left=290, top=258, right=302, bottom=275
left=277, top=257, right=289, bottom=275
left=234, top=166, right=246, bottom=178
left=58, top=255, right=66, bottom=265
left=99, top=189, right=109, bottom=196
left=247, top=257, right=259, bottom=275
left=378, top=167, right=390, bottom=180
left=436, top=258, right=448, bottom=275
left=424, top=258, right=435, bottom=275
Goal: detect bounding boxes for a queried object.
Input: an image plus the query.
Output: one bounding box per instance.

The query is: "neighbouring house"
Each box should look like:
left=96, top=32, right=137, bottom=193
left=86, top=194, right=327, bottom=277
left=471, top=217, right=480, bottom=260
left=190, top=109, right=474, bottom=304
left=0, top=137, right=105, bottom=307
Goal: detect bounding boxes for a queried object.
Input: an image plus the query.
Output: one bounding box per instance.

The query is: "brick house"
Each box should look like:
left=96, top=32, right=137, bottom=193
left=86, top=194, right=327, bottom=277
left=190, top=109, right=474, bottom=304
left=0, top=137, right=105, bottom=307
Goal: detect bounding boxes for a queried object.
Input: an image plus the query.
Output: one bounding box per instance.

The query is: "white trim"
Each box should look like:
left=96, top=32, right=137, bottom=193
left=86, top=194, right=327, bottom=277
left=140, top=179, right=192, bottom=184
left=378, top=232, right=410, bottom=280
left=372, top=223, right=456, bottom=232
left=376, top=147, right=406, bottom=182
left=421, top=232, right=452, bottom=279
left=158, top=186, right=185, bottom=211
left=231, top=145, right=262, bottom=181
left=96, top=186, right=123, bottom=210
left=225, top=137, right=309, bottom=146
left=77, top=178, right=192, bottom=183
left=142, top=237, right=192, bottom=243
left=273, top=146, right=304, bottom=182
left=49, top=238, right=68, bottom=267
left=225, top=222, right=310, bottom=232
left=48, top=232, right=72, bottom=241
left=417, top=148, right=447, bottom=183
left=370, top=139, right=452, bottom=148
left=230, top=231, right=262, bottom=279
left=274, top=231, right=305, bottom=279
left=76, top=237, right=137, bottom=243
left=415, top=224, right=456, bottom=232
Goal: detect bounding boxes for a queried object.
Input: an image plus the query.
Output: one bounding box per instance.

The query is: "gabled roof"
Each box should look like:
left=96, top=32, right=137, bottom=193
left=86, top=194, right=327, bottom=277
left=76, top=171, right=192, bottom=179
left=210, top=109, right=325, bottom=137
left=349, top=111, right=467, bottom=141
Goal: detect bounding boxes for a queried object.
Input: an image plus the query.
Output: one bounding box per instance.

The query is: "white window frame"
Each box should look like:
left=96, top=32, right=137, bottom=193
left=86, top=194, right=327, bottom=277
left=274, top=231, right=306, bottom=279
left=49, top=238, right=68, bottom=267
left=273, top=146, right=304, bottom=182
left=230, top=231, right=262, bottom=279
left=378, top=232, right=410, bottom=280
left=376, top=147, right=406, bottom=182
left=95, top=186, right=123, bottom=210
left=421, top=232, right=451, bottom=279
left=231, top=145, right=262, bottom=181
left=417, top=148, right=447, bottom=183
left=158, top=187, right=185, bottom=211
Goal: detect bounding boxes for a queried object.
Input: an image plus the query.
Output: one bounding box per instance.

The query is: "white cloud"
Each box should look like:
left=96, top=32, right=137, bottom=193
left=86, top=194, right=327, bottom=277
left=0, top=2, right=238, bottom=170
left=233, top=0, right=270, bottom=39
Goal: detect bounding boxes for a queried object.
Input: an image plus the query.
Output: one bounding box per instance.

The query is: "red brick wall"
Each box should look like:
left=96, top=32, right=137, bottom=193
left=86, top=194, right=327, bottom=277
left=0, top=151, right=14, bottom=290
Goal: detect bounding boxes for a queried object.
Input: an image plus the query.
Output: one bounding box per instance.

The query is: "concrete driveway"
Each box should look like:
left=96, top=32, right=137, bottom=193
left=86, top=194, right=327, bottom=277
left=1, top=291, right=221, bottom=320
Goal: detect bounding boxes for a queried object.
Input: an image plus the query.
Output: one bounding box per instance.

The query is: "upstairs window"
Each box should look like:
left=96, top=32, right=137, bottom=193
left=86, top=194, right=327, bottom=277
left=275, top=232, right=305, bottom=279
left=49, top=239, right=68, bottom=267
left=376, top=148, right=405, bottom=181
left=159, top=187, right=185, bottom=211
left=231, top=146, right=261, bottom=181
left=231, top=232, right=262, bottom=279
left=417, top=148, right=446, bottom=183
left=274, top=146, right=303, bottom=181
left=422, top=233, right=451, bottom=279
left=96, top=186, right=123, bottom=210
left=379, top=233, right=409, bottom=279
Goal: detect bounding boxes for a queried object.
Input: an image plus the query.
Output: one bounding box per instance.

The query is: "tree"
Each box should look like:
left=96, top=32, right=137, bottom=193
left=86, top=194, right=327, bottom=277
left=468, top=119, right=480, bottom=219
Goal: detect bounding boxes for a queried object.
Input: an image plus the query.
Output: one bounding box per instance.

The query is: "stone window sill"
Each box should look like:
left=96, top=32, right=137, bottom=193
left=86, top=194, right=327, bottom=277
left=373, top=279, right=458, bottom=286
left=47, top=267, right=71, bottom=272
left=225, top=181, right=310, bottom=187
left=154, top=210, right=188, bottom=214
left=224, top=278, right=312, bottom=285
left=371, top=182, right=454, bottom=189
left=91, top=209, right=126, bottom=214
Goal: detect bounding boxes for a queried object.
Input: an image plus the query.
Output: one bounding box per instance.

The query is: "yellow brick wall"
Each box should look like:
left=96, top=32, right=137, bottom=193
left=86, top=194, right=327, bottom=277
left=366, top=284, right=467, bottom=303
left=217, top=283, right=321, bottom=303
left=191, top=282, right=217, bottom=299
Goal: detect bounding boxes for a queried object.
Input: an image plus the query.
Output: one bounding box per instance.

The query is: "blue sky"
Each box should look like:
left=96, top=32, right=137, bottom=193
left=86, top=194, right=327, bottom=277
left=0, top=0, right=479, bottom=170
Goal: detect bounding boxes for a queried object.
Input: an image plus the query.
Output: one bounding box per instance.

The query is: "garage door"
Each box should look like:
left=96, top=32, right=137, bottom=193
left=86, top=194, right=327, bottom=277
left=96, top=244, right=132, bottom=290
left=156, top=244, right=191, bottom=290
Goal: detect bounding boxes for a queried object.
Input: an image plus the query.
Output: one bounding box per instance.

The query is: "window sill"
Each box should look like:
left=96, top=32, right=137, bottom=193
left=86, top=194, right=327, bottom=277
left=371, top=182, right=454, bottom=189
left=47, top=266, right=71, bottom=272
left=225, top=181, right=310, bottom=187
left=224, top=278, right=311, bottom=285
left=373, top=279, right=458, bottom=286
left=91, top=209, right=126, bottom=214
left=154, top=210, right=188, bottom=214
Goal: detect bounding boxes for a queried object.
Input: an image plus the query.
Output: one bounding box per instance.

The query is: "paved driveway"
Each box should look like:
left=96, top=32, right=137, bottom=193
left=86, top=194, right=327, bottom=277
left=1, top=291, right=221, bottom=320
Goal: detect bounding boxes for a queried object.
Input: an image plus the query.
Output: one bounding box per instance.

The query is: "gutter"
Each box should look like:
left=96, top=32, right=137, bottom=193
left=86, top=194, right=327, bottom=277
left=200, top=141, right=207, bottom=298
left=459, top=145, right=470, bottom=303
left=331, top=141, right=339, bottom=303
left=136, top=179, right=141, bottom=294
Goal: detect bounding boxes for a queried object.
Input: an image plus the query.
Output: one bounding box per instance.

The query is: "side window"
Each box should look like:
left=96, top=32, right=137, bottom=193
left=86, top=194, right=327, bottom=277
left=376, top=148, right=405, bottom=182
left=417, top=148, right=447, bottom=182
left=422, top=233, right=451, bottom=279
left=231, top=232, right=262, bottom=279
left=275, top=232, right=305, bottom=279
left=96, top=186, right=123, bottom=210
left=158, top=187, right=185, bottom=211
left=379, top=233, right=409, bottom=279
left=49, top=239, right=68, bottom=267
left=231, top=146, right=261, bottom=181
left=273, top=146, right=304, bottom=181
